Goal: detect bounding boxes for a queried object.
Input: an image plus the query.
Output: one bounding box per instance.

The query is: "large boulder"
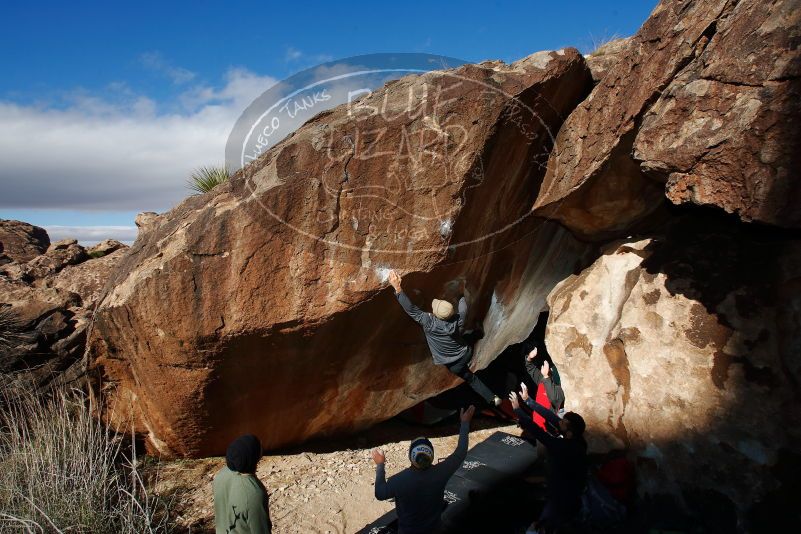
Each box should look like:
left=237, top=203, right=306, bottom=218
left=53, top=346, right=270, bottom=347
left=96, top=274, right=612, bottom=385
left=87, top=50, right=595, bottom=457
left=544, top=215, right=801, bottom=523
left=534, top=0, right=801, bottom=239
left=634, top=0, right=801, bottom=226
left=0, top=219, right=50, bottom=263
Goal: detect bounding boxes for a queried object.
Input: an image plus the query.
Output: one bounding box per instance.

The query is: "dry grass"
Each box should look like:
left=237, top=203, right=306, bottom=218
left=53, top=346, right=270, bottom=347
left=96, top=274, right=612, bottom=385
left=0, top=381, right=175, bottom=533
left=587, top=32, right=622, bottom=56
left=0, top=307, right=30, bottom=357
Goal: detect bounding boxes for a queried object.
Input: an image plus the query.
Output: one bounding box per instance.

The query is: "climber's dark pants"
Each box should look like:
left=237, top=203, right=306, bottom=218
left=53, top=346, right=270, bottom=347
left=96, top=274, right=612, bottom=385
left=444, top=346, right=495, bottom=404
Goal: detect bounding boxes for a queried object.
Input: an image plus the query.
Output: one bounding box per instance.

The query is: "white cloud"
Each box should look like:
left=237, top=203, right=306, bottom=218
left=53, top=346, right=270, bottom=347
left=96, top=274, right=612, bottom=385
left=139, top=51, right=196, bottom=84
left=0, top=68, right=278, bottom=212
left=180, top=68, right=279, bottom=112
left=285, top=46, right=304, bottom=62
left=284, top=46, right=333, bottom=65
left=1, top=56, right=427, bottom=223
left=45, top=225, right=138, bottom=246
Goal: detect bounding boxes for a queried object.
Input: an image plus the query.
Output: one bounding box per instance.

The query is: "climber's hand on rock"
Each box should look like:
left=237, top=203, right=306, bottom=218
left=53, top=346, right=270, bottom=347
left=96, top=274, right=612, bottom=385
left=526, top=347, right=538, bottom=361
left=371, top=448, right=385, bottom=465
left=460, top=405, right=475, bottom=422
left=388, top=270, right=402, bottom=293
left=508, top=392, right=520, bottom=410
left=519, top=382, right=529, bottom=401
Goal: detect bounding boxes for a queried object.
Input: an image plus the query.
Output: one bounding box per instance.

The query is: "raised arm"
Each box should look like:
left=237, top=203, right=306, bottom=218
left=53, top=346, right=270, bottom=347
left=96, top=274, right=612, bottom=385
left=524, top=348, right=544, bottom=384
left=372, top=449, right=395, bottom=501
left=389, top=270, right=432, bottom=329
left=515, top=408, right=559, bottom=446
left=396, top=291, right=432, bottom=329
left=509, top=392, right=559, bottom=448
left=438, top=406, right=474, bottom=475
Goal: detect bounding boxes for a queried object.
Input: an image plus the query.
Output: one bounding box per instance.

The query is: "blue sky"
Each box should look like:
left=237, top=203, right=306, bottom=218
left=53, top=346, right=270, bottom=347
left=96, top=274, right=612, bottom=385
left=0, top=0, right=656, bottom=243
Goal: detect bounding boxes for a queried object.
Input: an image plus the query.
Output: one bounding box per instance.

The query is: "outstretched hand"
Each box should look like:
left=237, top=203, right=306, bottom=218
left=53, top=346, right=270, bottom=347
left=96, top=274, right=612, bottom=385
left=508, top=392, right=520, bottom=410
left=526, top=347, right=538, bottom=361
left=388, top=270, right=402, bottom=293
left=460, top=405, right=475, bottom=422
left=519, top=382, right=529, bottom=401
left=541, top=359, right=550, bottom=378
left=371, top=448, right=385, bottom=465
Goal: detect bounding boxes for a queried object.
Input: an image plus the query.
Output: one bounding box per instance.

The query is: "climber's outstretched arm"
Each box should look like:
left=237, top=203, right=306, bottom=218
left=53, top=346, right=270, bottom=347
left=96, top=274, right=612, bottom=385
left=389, top=270, right=432, bottom=329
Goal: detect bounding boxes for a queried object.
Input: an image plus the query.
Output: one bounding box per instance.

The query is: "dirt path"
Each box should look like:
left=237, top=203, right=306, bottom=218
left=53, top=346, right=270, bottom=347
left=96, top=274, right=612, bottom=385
left=152, top=417, right=519, bottom=533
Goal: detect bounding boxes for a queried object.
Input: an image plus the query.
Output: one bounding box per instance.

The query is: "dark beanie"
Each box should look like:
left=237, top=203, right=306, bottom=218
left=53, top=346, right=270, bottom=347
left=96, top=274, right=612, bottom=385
left=226, top=434, right=262, bottom=473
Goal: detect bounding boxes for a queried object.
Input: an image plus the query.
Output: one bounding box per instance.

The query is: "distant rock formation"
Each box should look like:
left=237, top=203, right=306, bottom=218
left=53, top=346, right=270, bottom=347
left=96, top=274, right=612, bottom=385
left=88, top=239, right=128, bottom=257
left=24, top=239, right=89, bottom=280
left=87, top=49, right=594, bottom=457
left=534, top=0, right=801, bottom=239
left=0, top=219, right=49, bottom=263
left=0, top=220, right=128, bottom=389
left=47, top=248, right=129, bottom=309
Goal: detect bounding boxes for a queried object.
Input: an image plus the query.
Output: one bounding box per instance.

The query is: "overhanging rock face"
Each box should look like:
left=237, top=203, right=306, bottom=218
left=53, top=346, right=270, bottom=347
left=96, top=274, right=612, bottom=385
left=88, top=49, right=593, bottom=457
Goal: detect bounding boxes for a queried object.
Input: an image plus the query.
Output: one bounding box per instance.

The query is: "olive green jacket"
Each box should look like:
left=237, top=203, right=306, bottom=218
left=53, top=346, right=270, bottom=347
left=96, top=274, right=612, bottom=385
left=213, top=467, right=272, bottom=534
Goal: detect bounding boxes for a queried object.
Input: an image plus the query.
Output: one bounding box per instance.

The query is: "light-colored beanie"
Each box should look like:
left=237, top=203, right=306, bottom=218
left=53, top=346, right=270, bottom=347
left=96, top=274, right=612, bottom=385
left=431, top=299, right=454, bottom=320
left=409, top=437, right=434, bottom=469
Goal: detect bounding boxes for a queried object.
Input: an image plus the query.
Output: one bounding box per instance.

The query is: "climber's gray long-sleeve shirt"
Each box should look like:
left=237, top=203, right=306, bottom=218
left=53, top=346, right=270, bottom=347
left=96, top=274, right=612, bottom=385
left=395, top=291, right=468, bottom=365
left=374, top=421, right=470, bottom=534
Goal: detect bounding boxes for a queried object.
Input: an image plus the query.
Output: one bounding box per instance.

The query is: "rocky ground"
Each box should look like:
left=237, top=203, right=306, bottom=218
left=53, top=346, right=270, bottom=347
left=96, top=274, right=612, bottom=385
left=151, top=416, right=519, bottom=534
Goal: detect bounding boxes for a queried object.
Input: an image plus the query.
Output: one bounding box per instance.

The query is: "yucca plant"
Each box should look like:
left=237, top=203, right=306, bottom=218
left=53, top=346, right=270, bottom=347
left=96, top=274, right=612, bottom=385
left=186, top=165, right=231, bottom=195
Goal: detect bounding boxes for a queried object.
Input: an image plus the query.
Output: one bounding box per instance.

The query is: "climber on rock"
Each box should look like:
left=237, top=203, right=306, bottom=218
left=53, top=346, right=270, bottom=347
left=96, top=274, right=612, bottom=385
left=372, top=405, right=475, bottom=533
left=388, top=269, right=501, bottom=407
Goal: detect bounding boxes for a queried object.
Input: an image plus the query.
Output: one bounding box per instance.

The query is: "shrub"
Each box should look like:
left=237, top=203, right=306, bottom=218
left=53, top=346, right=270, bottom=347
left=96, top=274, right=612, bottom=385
left=187, top=165, right=231, bottom=195
left=0, top=382, right=174, bottom=533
